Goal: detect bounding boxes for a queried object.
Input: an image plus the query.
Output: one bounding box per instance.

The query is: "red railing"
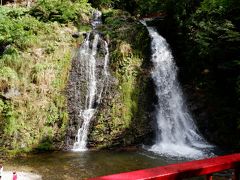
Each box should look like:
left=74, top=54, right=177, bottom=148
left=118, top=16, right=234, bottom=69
left=89, top=153, right=240, bottom=180
left=141, top=12, right=167, bottom=19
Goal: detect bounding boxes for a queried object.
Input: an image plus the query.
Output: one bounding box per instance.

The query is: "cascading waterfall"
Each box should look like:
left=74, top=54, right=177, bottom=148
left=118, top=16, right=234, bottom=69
left=142, top=21, right=213, bottom=159
left=72, top=11, right=109, bottom=151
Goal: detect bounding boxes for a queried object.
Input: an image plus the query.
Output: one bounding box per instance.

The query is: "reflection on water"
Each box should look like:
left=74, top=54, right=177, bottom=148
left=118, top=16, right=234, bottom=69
left=4, top=149, right=200, bottom=180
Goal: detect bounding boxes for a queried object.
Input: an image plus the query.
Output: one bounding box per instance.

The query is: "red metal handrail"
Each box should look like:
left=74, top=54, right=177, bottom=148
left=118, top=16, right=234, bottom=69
left=89, top=153, right=240, bottom=180
left=141, top=12, right=167, bottom=19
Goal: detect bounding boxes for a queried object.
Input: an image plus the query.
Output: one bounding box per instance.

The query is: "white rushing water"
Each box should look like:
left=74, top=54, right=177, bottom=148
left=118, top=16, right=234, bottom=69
left=142, top=21, right=213, bottom=159
left=72, top=11, right=109, bottom=151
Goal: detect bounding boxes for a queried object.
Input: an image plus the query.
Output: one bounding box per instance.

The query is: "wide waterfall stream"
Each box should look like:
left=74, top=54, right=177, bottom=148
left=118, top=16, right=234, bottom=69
left=142, top=21, right=213, bottom=159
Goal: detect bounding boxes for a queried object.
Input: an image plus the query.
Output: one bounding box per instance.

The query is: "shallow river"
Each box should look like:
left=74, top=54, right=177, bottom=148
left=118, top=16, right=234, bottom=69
left=3, top=149, right=193, bottom=179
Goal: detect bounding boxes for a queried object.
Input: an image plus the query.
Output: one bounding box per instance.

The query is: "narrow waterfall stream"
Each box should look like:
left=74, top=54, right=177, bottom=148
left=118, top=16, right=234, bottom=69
left=71, top=11, right=109, bottom=151
left=142, top=21, right=213, bottom=159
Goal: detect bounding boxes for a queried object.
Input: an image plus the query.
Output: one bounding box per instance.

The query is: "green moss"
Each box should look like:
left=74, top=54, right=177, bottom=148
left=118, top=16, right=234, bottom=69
left=78, top=25, right=92, bottom=32
left=1, top=101, right=18, bottom=136
left=89, top=9, right=152, bottom=148
left=35, top=140, right=53, bottom=151
left=30, top=0, right=93, bottom=24
left=0, top=5, right=89, bottom=154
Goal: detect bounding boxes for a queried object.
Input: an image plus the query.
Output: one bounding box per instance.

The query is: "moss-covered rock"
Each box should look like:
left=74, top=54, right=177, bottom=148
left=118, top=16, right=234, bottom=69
left=88, top=9, right=155, bottom=148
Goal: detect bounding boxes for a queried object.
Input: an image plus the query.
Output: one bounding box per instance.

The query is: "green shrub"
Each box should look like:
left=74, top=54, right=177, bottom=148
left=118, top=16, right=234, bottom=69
left=0, top=67, right=19, bottom=91
left=2, top=101, right=18, bottom=136
left=30, top=0, right=92, bottom=24
left=0, top=15, right=47, bottom=51
left=0, top=5, right=76, bottom=153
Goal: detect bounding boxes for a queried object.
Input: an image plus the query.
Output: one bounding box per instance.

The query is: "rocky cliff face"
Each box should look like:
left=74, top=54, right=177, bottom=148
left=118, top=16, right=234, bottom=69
left=89, top=11, right=155, bottom=148
left=66, top=31, right=111, bottom=148
left=67, top=9, right=156, bottom=149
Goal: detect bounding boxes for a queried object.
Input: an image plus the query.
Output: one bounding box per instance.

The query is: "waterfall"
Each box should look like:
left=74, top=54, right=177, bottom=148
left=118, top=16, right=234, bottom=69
left=142, top=21, right=213, bottom=159
left=72, top=11, right=109, bottom=151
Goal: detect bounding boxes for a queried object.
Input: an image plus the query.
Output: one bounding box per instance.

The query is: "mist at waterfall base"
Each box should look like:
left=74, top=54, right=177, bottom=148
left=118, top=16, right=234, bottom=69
left=142, top=20, right=214, bottom=159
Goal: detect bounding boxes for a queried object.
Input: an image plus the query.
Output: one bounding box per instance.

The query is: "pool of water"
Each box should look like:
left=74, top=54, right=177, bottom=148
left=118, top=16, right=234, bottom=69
left=3, top=149, right=192, bottom=179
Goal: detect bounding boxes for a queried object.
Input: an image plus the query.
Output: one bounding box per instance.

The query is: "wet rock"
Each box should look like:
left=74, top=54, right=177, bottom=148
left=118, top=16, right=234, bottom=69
left=72, top=32, right=80, bottom=38
left=3, top=88, right=20, bottom=99
left=32, top=48, right=43, bottom=58
left=66, top=11, right=155, bottom=150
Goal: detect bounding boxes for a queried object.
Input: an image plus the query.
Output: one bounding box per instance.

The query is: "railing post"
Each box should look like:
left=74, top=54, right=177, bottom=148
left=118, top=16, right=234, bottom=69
left=206, top=174, right=213, bottom=180
left=234, top=163, right=240, bottom=180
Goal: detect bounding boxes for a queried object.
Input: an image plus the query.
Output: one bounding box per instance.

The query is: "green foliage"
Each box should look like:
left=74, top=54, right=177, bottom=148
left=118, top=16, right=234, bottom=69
left=135, top=0, right=166, bottom=15
left=102, top=9, right=131, bottom=26
left=0, top=67, right=18, bottom=81
left=0, top=6, right=28, bottom=18
left=182, top=0, right=240, bottom=80
left=0, top=99, right=4, bottom=113
left=120, top=77, right=140, bottom=125
left=162, top=0, right=240, bottom=146
left=0, top=13, right=50, bottom=51
left=0, top=67, right=18, bottom=91
left=35, top=139, right=53, bottom=151
left=30, top=0, right=92, bottom=24
left=46, top=103, right=59, bottom=126
left=91, top=0, right=164, bottom=14
left=1, top=101, right=18, bottom=136
left=89, top=9, right=152, bottom=148
left=0, top=5, right=81, bottom=153
left=90, top=0, right=119, bottom=8
left=109, top=0, right=240, bottom=147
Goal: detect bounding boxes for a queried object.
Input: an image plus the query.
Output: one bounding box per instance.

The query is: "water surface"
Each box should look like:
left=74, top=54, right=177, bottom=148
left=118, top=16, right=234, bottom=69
left=4, top=149, right=188, bottom=179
